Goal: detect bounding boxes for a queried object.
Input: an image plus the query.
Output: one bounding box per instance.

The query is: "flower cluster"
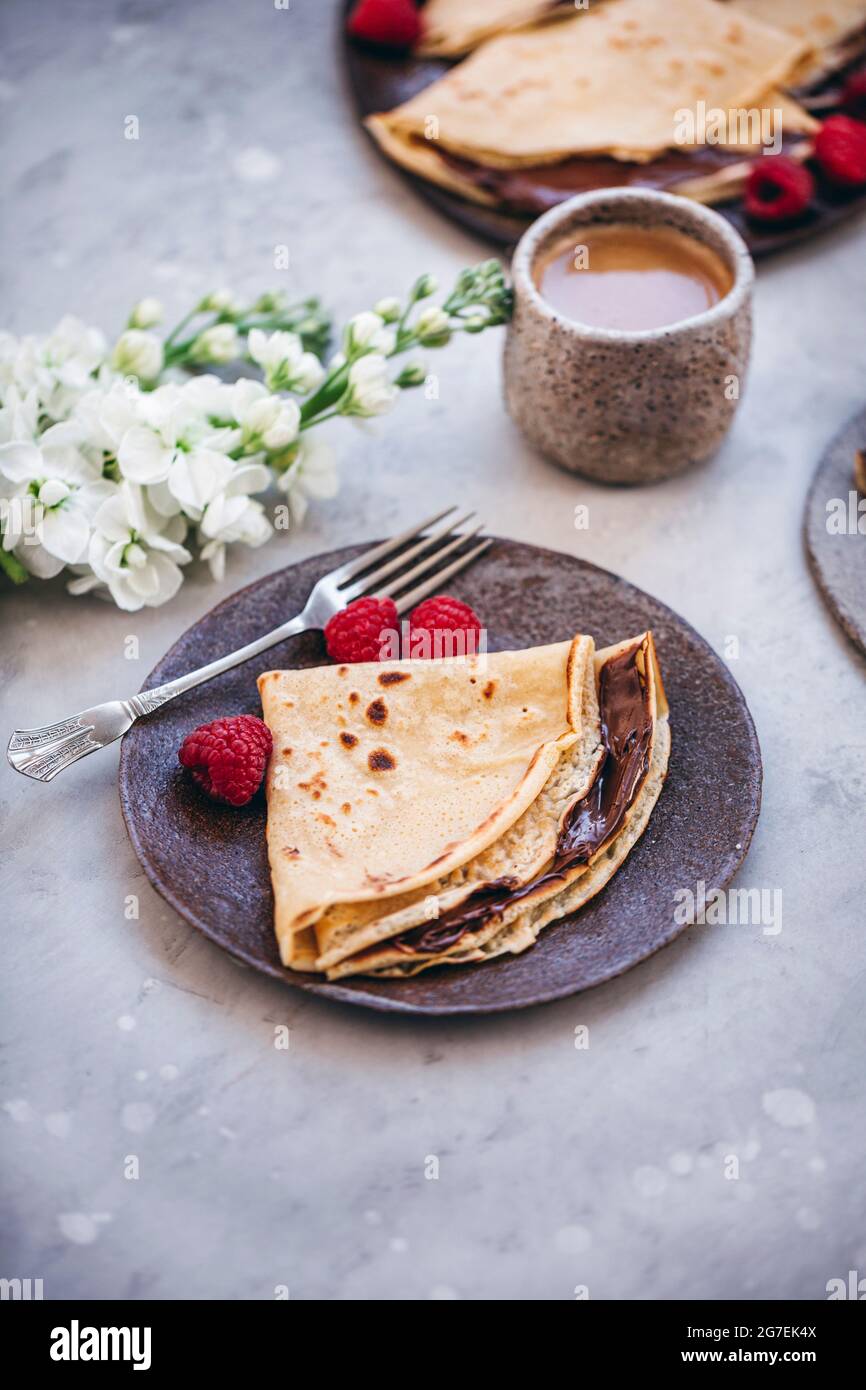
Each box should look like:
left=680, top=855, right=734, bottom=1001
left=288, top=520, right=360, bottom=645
left=0, top=263, right=511, bottom=610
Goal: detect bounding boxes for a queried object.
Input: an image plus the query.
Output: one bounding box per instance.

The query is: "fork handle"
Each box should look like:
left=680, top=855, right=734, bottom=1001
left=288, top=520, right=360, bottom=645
left=142, top=610, right=311, bottom=705
left=7, top=610, right=311, bottom=783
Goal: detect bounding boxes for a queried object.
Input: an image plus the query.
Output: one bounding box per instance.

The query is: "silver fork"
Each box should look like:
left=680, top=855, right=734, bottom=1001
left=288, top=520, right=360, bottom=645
left=7, top=508, right=491, bottom=783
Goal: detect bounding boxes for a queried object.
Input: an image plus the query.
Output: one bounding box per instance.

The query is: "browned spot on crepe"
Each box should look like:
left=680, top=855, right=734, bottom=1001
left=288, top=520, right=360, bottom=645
left=349, top=692, right=360, bottom=705
left=340, top=732, right=358, bottom=749
left=368, top=749, right=396, bottom=772
left=378, top=670, right=411, bottom=686
left=366, top=698, right=388, bottom=726
left=482, top=680, right=496, bottom=700
left=298, top=772, right=327, bottom=795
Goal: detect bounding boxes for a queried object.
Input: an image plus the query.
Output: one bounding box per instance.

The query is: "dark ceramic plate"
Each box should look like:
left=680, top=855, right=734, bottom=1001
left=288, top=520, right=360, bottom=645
left=342, top=6, right=866, bottom=258
left=805, top=405, right=866, bottom=659
left=119, top=540, right=762, bottom=1015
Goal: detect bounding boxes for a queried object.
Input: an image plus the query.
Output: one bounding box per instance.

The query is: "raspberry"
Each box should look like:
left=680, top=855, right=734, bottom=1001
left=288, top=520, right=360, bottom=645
left=178, top=714, right=272, bottom=807
left=841, top=70, right=866, bottom=123
left=744, top=155, right=815, bottom=222
left=324, top=595, right=399, bottom=663
left=409, top=594, right=483, bottom=659
left=814, top=114, right=866, bottom=188
left=347, top=0, right=420, bottom=49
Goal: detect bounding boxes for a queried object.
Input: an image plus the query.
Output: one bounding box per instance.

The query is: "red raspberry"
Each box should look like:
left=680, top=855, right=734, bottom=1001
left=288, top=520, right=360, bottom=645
left=814, top=114, right=866, bottom=188
left=841, top=70, right=866, bottom=123
left=347, top=0, right=420, bottom=49
left=178, top=714, right=272, bottom=807
left=839, top=70, right=866, bottom=122
left=409, top=594, right=483, bottom=659
left=744, top=156, right=815, bottom=222
left=324, top=595, right=399, bottom=663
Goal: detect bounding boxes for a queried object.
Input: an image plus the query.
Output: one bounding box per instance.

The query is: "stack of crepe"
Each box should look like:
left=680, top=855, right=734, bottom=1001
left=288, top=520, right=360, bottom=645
left=366, top=0, right=866, bottom=211
left=258, top=631, right=670, bottom=981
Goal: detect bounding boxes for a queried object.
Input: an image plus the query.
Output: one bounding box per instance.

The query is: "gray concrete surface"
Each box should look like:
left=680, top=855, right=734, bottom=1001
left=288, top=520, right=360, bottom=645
left=1, top=0, right=865, bottom=1300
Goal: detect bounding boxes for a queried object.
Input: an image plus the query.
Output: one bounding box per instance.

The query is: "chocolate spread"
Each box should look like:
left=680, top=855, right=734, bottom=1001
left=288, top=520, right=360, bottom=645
left=392, top=638, right=654, bottom=956
left=438, top=147, right=742, bottom=215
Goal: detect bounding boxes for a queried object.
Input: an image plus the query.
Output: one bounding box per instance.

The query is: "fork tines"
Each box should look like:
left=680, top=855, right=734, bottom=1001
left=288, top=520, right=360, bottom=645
left=334, top=507, right=491, bottom=615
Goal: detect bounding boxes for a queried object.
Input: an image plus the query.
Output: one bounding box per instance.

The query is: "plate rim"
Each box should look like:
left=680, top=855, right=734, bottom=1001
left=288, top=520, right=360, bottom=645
left=804, top=403, right=866, bottom=662
left=118, top=537, right=763, bottom=1016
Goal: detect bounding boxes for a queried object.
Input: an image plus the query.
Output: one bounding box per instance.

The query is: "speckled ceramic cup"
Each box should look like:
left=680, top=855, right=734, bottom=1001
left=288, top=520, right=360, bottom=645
left=504, top=188, right=754, bottom=485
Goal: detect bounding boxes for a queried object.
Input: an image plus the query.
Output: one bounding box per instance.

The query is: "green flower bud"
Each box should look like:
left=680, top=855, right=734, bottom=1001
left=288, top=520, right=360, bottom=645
left=415, top=306, right=451, bottom=348
left=374, top=296, right=402, bottom=323
left=395, top=360, right=427, bottom=388
left=412, top=273, right=438, bottom=301
left=253, top=292, right=285, bottom=314
left=199, top=289, right=238, bottom=316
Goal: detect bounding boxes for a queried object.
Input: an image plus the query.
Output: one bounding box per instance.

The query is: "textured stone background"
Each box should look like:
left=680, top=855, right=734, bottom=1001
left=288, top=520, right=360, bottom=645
left=1, top=0, right=865, bottom=1300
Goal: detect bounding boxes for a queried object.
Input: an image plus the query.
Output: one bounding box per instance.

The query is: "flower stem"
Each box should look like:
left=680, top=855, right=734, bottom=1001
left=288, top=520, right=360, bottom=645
left=0, top=548, right=29, bottom=584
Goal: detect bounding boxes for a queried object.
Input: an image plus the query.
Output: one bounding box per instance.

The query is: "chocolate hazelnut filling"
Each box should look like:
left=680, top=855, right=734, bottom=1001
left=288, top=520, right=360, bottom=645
left=390, top=638, right=654, bottom=956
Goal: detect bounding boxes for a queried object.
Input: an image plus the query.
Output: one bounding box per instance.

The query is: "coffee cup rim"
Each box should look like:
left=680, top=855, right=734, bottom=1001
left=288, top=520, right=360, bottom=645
left=512, top=187, right=755, bottom=342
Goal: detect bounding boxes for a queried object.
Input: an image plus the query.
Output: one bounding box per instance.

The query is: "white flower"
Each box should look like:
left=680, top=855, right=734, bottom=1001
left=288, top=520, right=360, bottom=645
left=236, top=391, right=300, bottom=452
left=129, top=298, right=163, bottom=329
left=344, top=311, right=396, bottom=357
left=175, top=374, right=242, bottom=452
left=276, top=435, right=338, bottom=525
left=0, top=384, right=39, bottom=444
left=182, top=456, right=272, bottom=582
left=0, top=317, right=107, bottom=420
left=68, top=481, right=191, bottom=610
left=69, top=380, right=144, bottom=459
left=163, top=449, right=269, bottom=520
left=341, top=354, right=398, bottom=418
left=0, top=431, right=114, bottom=578
left=111, top=329, right=163, bottom=383
left=191, top=323, right=240, bottom=365
left=115, top=384, right=192, bottom=484
left=247, top=329, right=324, bottom=394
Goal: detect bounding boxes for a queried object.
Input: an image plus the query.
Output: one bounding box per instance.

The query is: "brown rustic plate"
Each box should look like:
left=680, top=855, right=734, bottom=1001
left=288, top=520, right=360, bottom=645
left=342, top=6, right=866, bottom=258
left=804, top=405, right=866, bottom=659
left=118, top=539, right=762, bottom=1014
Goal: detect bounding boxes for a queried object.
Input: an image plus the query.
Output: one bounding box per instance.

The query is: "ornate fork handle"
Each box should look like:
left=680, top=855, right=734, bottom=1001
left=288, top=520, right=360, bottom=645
left=7, top=612, right=310, bottom=783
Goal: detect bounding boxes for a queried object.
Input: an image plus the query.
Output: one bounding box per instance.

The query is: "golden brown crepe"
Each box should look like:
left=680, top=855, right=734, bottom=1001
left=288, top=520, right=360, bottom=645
left=416, top=0, right=568, bottom=58
left=320, top=633, right=670, bottom=981
left=258, top=637, right=594, bottom=966
left=370, top=0, right=810, bottom=170
left=731, top=0, right=866, bottom=81
left=313, top=637, right=604, bottom=972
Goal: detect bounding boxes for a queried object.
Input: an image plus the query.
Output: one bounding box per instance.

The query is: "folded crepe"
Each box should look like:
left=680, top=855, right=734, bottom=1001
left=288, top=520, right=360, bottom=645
left=731, top=0, right=866, bottom=82
left=368, top=0, right=815, bottom=208
left=312, top=634, right=605, bottom=973
left=416, top=0, right=568, bottom=58
left=378, top=0, right=810, bottom=166
left=258, top=636, right=596, bottom=966
left=323, top=633, right=669, bottom=980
